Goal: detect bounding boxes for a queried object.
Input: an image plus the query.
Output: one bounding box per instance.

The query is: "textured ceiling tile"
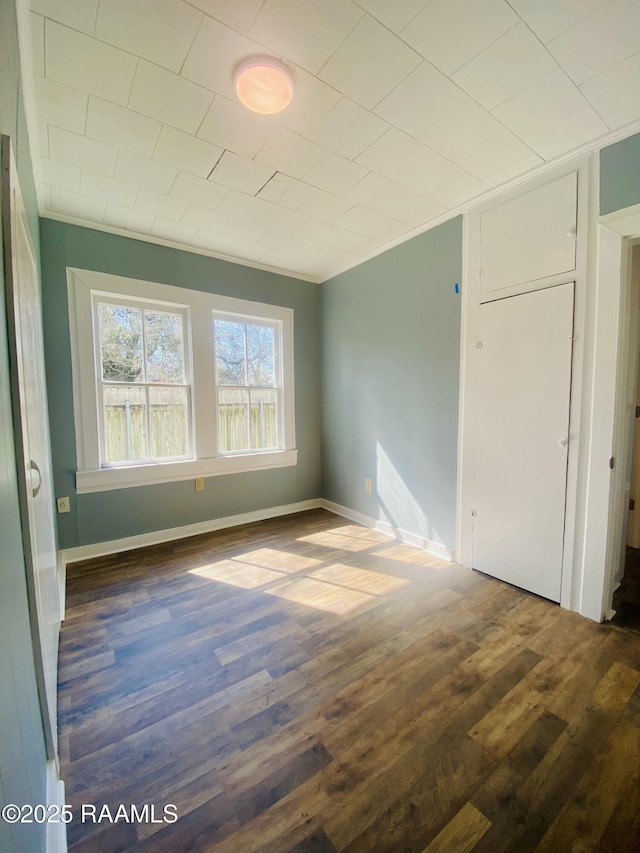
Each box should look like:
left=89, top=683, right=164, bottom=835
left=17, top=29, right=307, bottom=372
left=181, top=204, right=229, bottom=231
left=198, top=96, right=273, bottom=160
left=342, top=172, right=405, bottom=210
left=208, top=151, right=275, bottom=195
left=319, top=15, right=421, bottom=109
left=170, top=172, right=229, bottom=210
left=401, top=0, right=518, bottom=76
left=303, top=151, right=369, bottom=194
left=95, top=0, right=202, bottom=73
left=548, top=0, right=640, bottom=85
left=452, top=24, right=557, bottom=111
left=376, top=191, right=447, bottom=226
left=86, top=97, right=161, bottom=157
left=257, top=174, right=317, bottom=209
left=35, top=76, right=88, bottom=135
left=418, top=99, right=502, bottom=161
left=354, top=0, right=433, bottom=34
left=49, top=127, right=118, bottom=176
left=80, top=170, right=139, bottom=207
left=580, top=51, right=640, bottom=129
left=356, top=128, right=462, bottom=195
left=45, top=20, right=136, bottom=105
left=50, top=186, right=106, bottom=219
left=524, top=105, right=609, bottom=159
left=255, top=126, right=326, bottom=179
left=30, top=13, right=45, bottom=76
left=492, top=69, right=587, bottom=138
left=128, top=61, right=213, bottom=134
left=310, top=97, right=390, bottom=159
left=31, top=0, right=98, bottom=35
left=334, top=205, right=408, bottom=240
left=375, top=62, right=467, bottom=138
left=152, top=126, right=222, bottom=178
left=249, top=0, right=363, bottom=74
left=298, top=189, right=354, bottom=223
left=455, top=128, right=539, bottom=179
left=508, top=0, right=612, bottom=44
left=115, top=151, right=178, bottom=193
left=39, top=157, right=80, bottom=192
left=428, top=173, right=489, bottom=209
left=134, top=188, right=189, bottom=221
left=184, top=0, right=264, bottom=34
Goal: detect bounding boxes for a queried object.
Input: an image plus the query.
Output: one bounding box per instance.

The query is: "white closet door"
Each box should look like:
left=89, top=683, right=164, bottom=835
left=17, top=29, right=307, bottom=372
left=481, top=172, right=577, bottom=298
left=473, top=282, right=574, bottom=602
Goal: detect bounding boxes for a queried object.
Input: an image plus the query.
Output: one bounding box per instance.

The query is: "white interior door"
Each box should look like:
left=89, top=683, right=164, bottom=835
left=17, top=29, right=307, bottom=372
left=473, top=282, right=574, bottom=602
left=2, top=137, right=60, bottom=758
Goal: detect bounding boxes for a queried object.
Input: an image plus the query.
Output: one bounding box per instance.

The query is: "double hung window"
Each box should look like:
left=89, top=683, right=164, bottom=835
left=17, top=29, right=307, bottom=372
left=68, top=269, right=296, bottom=493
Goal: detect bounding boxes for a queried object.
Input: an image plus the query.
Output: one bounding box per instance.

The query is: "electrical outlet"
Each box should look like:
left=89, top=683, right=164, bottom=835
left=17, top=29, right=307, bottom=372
left=57, top=496, right=71, bottom=513
left=195, top=477, right=205, bottom=492
left=365, top=478, right=373, bottom=493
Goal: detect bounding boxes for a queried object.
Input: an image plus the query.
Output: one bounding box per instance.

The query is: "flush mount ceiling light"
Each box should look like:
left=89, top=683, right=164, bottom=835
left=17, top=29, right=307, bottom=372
left=234, top=57, right=294, bottom=115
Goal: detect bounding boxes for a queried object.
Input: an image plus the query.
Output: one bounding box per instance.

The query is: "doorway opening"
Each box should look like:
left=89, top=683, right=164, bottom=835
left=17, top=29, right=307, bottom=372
left=609, top=241, right=640, bottom=632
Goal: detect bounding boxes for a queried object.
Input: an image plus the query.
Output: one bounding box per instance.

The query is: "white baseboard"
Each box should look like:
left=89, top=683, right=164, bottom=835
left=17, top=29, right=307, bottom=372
left=46, top=761, right=67, bottom=853
left=319, top=499, right=454, bottom=562
left=59, top=496, right=453, bottom=588
left=59, top=499, right=323, bottom=569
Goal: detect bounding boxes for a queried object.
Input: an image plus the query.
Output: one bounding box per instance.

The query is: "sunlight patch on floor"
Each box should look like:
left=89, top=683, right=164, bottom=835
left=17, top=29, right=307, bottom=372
left=266, top=576, right=376, bottom=615
left=309, top=563, right=409, bottom=596
left=189, top=560, right=284, bottom=589
left=230, top=547, right=323, bottom=573
left=296, top=531, right=375, bottom=552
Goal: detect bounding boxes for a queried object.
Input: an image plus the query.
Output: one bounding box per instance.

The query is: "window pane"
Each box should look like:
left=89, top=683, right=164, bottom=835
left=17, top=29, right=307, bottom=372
left=145, top=310, right=185, bottom=384
left=250, top=389, right=278, bottom=449
left=247, top=324, right=275, bottom=386
left=103, top=385, right=147, bottom=463
left=99, top=304, right=143, bottom=383
left=215, top=320, right=246, bottom=385
left=149, top=386, right=188, bottom=458
left=218, top=387, right=249, bottom=452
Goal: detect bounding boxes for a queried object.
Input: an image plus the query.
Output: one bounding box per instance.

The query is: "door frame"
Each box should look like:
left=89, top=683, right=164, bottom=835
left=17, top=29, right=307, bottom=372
left=599, top=229, right=640, bottom=619
left=2, top=135, right=58, bottom=758
left=456, top=156, right=592, bottom=616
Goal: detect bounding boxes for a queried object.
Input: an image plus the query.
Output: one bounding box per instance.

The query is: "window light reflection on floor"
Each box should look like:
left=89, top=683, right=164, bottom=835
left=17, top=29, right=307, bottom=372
left=188, top=549, right=412, bottom=615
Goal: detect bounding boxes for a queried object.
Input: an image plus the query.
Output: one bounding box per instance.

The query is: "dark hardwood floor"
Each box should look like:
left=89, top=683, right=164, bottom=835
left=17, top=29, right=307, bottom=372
left=59, top=509, right=640, bottom=852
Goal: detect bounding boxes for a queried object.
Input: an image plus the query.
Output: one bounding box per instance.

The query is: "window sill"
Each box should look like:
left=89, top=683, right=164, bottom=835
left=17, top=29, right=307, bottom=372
left=75, top=449, right=298, bottom=494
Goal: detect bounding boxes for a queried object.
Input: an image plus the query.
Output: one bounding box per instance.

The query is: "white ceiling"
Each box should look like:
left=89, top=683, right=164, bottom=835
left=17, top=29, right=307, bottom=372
left=24, top=0, right=640, bottom=281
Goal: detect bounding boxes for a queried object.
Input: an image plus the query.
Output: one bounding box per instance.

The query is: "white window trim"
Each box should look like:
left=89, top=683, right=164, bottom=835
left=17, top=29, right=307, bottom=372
left=67, top=268, right=296, bottom=493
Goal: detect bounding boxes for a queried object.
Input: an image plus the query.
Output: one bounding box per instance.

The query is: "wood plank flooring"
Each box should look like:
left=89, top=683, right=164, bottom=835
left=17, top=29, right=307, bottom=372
left=58, top=509, right=640, bottom=852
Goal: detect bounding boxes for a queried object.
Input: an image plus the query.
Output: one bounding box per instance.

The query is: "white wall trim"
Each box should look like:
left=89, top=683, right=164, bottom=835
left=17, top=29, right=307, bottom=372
left=319, top=499, right=454, bottom=562
left=46, top=760, right=67, bottom=853
left=59, top=499, right=323, bottom=568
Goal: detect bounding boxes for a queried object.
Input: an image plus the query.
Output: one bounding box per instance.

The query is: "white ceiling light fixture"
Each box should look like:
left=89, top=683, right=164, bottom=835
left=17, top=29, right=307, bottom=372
left=234, top=57, right=294, bottom=115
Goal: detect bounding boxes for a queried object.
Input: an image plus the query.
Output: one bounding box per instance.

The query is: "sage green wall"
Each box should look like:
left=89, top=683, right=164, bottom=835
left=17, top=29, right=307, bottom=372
left=321, top=217, right=463, bottom=551
left=40, top=219, right=322, bottom=549
left=0, top=0, right=48, bottom=850
left=600, top=132, right=640, bottom=215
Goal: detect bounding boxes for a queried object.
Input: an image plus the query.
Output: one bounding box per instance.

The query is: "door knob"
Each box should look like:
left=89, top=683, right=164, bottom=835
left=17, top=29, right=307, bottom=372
left=28, top=459, right=42, bottom=497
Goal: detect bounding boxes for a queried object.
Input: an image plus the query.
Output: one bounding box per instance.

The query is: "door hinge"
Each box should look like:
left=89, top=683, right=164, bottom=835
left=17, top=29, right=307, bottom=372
left=636, top=406, right=640, bottom=418
left=630, top=498, right=635, bottom=512
left=470, top=508, right=477, bottom=518
left=477, top=267, right=485, bottom=278
left=475, top=339, right=483, bottom=350
left=609, top=456, right=615, bottom=470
